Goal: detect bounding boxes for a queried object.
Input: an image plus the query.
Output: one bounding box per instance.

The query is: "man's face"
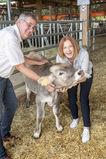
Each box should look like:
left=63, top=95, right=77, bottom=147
left=18, top=17, right=36, bottom=40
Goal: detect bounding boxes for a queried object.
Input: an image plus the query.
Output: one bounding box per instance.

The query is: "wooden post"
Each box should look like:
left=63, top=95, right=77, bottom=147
left=75, top=6, right=79, bottom=19
left=36, top=0, right=42, bottom=20
left=69, top=3, right=73, bottom=20
left=80, top=4, right=89, bottom=46
left=104, top=4, right=106, bottom=18
left=36, top=6, right=42, bottom=20
left=17, top=0, right=23, bottom=14
left=49, top=5, right=52, bottom=21
left=54, top=5, right=58, bottom=20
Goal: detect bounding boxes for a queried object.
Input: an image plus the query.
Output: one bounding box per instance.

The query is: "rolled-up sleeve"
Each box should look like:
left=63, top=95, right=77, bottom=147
left=80, top=50, right=91, bottom=78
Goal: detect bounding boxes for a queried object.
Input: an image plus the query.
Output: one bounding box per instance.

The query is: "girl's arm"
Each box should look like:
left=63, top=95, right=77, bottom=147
left=80, top=49, right=91, bottom=79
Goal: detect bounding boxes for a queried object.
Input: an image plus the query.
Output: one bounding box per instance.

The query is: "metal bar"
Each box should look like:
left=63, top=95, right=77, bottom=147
left=92, top=20, right=95, bottom=50
left=6, top=0, right=11, bottom=21
left=37, top=24, right=40, bottom=47
left=41, top=23, right=45, bottom=56
left=23, top=39, right=82, bottom=55
left=53, top=23, right=56, bottom=45
left=57, top=23, right=60, bottom=44
left=76, top=23, right=78, bottom=40
left=49, top=23, right=52, bottom=45
left=29, top=30, right=82, bottom=39
left=37, top=20, right=84, bottom=24
left=79, top=22, right=83, bottom=47
left=24, top=44, right=58, bottom=55
left=88, top=28, right=91, bottom=48
left=70, top=22, right=73, bottom=37
left=92, top=33, right=106, bottom=37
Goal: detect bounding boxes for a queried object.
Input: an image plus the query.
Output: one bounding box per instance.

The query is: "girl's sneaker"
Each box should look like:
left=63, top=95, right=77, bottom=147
left=70, top=118, right=78, bottom=128
left=82, top=128, right=90, bottom=143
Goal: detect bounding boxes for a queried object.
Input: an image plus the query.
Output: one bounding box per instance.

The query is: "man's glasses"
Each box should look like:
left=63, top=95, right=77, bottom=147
left=23, top=20, right=36, bottom=31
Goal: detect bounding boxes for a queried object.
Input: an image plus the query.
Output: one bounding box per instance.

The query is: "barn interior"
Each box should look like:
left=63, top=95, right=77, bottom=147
left=0, top=0, right=106, bottom=21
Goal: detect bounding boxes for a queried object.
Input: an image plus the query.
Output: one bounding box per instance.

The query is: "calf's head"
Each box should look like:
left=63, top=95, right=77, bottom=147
left=38, top=63, right=84, bottom=89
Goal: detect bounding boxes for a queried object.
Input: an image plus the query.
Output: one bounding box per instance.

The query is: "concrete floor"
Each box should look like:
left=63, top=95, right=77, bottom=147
left=10, top=72, right=26, bottom=98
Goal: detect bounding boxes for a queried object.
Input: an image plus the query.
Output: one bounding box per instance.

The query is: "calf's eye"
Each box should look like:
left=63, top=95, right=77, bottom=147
left=59, top=72, right=64, bottom=76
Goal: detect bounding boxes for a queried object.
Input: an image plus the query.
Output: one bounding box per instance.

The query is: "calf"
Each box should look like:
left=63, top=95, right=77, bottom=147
left=24, top=51, right=84, bottom=138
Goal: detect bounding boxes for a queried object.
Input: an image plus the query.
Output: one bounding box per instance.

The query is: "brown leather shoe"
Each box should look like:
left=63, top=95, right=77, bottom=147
left=4, top=156, right=11, bottom=159
left=2, top=134, right=20, bottom=142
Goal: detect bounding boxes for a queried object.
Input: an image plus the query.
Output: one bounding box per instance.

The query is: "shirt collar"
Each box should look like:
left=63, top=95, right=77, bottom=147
left=14, top=24, right=22, bottom=42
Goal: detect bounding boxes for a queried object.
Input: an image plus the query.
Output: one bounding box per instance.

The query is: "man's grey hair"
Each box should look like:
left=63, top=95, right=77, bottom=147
left=16, top=13, right=35, bottom=23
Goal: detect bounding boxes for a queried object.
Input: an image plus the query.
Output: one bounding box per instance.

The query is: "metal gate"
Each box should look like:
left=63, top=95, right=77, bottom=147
left=0, top=19, right=106, bottom=92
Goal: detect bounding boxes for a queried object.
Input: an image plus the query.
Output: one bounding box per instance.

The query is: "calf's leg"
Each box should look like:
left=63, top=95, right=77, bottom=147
left=34, top=96, right=45, bottom=138
left=25, top=85, right=31, bottom=108
left=52, top=103, right=63, bottom=132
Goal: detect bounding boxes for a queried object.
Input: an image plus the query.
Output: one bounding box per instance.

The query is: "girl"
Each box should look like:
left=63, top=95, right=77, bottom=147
left=56, top=36, right=93, bottom=143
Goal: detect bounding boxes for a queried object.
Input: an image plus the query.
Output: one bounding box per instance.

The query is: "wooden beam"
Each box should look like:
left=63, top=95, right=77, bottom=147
left=49, top=5, right=52, bottom=21
left=69, top=3, right=73, bottom=19
left=80, top=4, right=89, bottom=47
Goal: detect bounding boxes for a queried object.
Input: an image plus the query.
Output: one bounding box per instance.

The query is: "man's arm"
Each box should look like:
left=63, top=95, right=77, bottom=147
left=16, top=63, right=40, bottom=80
left=24, top=56, right=49, bottom=65
left=15, top=63, right=55, bottom=92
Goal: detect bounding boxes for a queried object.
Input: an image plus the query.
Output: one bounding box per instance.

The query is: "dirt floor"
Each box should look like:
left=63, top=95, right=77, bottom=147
left=4, top=36, right=106, bottom=159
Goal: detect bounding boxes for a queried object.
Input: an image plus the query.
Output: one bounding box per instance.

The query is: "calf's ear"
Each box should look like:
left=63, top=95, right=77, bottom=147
left=38, top=73, right=54, bottom=86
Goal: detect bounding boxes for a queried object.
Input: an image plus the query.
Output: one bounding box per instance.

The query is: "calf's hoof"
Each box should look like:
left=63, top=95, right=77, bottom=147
left=57, top=125, right=63, bottom=132
left=33, top=132, right=40, bottom=139
left=26, top=100, right=30, bottom=108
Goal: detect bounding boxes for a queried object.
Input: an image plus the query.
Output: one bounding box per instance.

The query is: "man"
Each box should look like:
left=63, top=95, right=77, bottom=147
left=0, top=13, right=54, bottom=159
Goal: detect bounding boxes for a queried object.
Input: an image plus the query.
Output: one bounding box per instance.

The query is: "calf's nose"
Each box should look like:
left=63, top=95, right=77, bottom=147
left=78, top=70, right=83, bottom=75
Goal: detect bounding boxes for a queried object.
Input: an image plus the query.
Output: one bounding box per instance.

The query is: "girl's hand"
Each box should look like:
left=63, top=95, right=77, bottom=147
left=78, top=77, right=87, bottom=83
left=45, top=84, right=55, bottom=92
left=57, top=87, right=68, bottom=92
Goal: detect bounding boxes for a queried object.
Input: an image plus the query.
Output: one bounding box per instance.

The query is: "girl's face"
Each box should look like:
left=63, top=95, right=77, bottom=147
left=63, top=40, right=74, bottom=59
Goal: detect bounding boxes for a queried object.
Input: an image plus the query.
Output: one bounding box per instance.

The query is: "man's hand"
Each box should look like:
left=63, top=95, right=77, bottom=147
left=45, top=84, right=55, bottom=92
left=36, top=59, right=49, bottom=65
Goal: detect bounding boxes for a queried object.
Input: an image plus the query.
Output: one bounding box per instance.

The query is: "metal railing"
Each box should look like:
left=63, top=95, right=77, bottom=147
left=0, top=20, right=83, bottom=55
left=22, top=20, right=83, bottom=56
left=88, top=20, right=106, bottom=50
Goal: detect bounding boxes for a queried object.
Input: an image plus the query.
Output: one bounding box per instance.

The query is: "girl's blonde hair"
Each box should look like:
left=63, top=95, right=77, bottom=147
left=58, top=36, right=80, bottom=59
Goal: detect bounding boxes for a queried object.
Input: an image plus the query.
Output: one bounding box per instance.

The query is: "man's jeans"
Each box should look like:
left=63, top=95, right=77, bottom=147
left=0, top=78, right=18, bottom=159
